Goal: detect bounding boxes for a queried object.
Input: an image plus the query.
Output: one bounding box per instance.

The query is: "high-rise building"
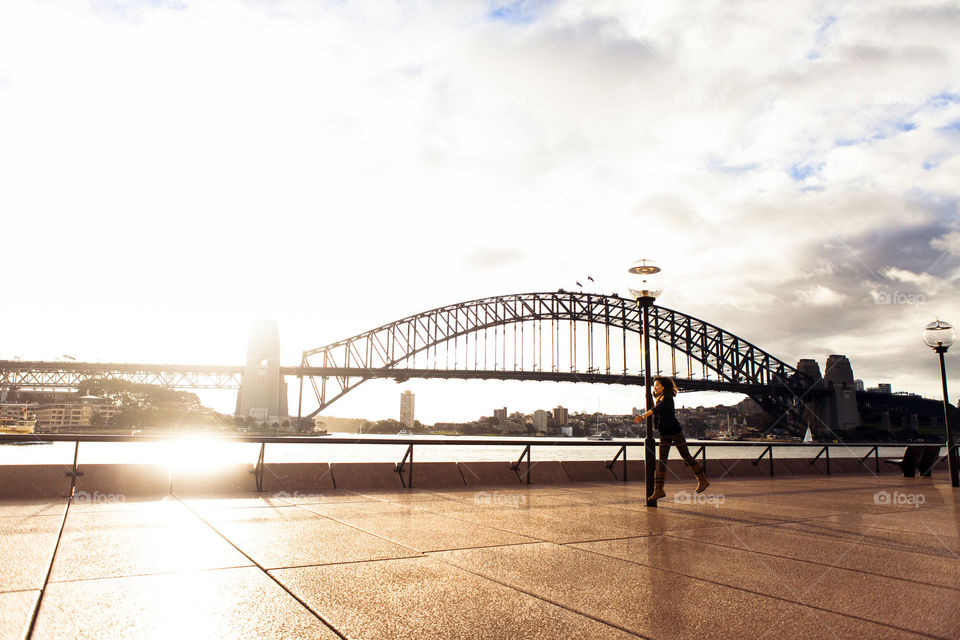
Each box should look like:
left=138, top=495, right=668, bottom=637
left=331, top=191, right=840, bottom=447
left=553, top=406, right=569, bottom=426
left=533, top=409, right=551, bottom=431
left=494, top=408, right=507, bottom=425
left=400, top=390, right=415, bottom=429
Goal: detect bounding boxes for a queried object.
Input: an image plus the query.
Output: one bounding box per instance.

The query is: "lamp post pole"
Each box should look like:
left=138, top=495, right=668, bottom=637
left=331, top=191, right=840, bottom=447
left=923, top=319, right=958, bottom=488
left=934, top=347, right=959, bottom=487
left=640, top=295, right=657, bottom=507
left=627, top=258, right=663, bottom=508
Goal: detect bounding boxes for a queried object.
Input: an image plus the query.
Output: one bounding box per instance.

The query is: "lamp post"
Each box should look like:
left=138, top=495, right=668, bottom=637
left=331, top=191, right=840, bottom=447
left=922, top=319, right=959, bottom=488
left=628, top=258, right=663, bottom=507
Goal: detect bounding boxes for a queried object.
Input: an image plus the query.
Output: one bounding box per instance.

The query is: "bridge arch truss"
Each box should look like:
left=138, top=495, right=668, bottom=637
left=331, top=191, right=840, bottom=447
left=300, top=292, right=809, bottom=420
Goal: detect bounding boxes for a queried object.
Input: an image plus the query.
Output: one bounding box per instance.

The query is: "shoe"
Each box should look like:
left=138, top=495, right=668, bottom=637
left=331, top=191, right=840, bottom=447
left=648, top=468, right=666, bottom=501
left=690, top=461, right=710, bottom=493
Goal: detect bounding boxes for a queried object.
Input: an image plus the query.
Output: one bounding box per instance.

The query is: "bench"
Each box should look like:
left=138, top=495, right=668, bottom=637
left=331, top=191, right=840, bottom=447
left=884, top=445, right=941, bottom=477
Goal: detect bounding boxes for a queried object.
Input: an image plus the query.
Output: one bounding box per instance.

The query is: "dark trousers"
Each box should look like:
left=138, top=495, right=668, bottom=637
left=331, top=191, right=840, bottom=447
left=657, top=432, right=696, bottom=470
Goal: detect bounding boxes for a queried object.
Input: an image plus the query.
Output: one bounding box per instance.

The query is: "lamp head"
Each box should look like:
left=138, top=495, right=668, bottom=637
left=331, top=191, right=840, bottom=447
left=923, top=319, right=956, bottom=351
left=626, top=258, right=663, bottom=301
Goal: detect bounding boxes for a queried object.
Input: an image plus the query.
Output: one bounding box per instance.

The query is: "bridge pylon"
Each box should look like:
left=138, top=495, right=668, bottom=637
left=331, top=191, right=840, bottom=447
left=236, top=320, right=288, bottom=422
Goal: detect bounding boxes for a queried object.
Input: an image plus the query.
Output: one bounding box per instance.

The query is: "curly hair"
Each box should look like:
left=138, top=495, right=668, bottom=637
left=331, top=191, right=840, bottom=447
left=653, top=376, right=678, bottom=397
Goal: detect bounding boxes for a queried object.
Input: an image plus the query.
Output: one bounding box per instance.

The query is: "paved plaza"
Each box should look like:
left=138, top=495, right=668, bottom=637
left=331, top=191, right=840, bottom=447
left=1, top=471, right=958, bottom=639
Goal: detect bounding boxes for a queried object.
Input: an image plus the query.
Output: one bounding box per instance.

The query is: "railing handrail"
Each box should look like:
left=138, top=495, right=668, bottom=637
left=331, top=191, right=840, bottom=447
left=0, top=433, right=948, bottom=447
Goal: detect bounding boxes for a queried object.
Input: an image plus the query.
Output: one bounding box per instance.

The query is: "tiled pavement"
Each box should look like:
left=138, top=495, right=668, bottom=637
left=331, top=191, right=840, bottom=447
left=1, top=473, right=958, bottom=639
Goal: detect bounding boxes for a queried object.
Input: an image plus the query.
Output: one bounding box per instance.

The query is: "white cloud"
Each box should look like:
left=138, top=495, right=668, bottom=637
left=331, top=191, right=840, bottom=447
left=0, top=0, right=958, bottom=420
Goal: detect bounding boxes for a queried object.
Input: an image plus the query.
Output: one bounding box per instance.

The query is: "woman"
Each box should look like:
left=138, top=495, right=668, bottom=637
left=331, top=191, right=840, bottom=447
left=633, top=376, right=709, bottom=500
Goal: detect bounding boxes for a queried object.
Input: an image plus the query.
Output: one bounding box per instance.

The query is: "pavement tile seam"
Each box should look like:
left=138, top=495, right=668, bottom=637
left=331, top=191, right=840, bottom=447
left=286, top=504, right=430, bottom=555
left=289, top=504, right=547, bottom=554
left=771, top=520, right=960, bottom=560
left=46, top=563, right=258, bottom=585
left=173, top=496, right=351, bottom=640
left=828, top=510, right=960, bottom=541
left=559, top=539, right=947, bottom=640
left=660, top=531, right=960, bottom=592
left=420, top=552, right=649, bottom=639
left=359, top=501, right=555, bottom=545
left=21, top=490, right=73, bottom=640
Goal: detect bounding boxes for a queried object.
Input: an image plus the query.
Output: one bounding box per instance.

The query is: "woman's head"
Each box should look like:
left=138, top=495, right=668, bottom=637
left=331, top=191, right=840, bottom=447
left=653, top=376, right=677, bottom=397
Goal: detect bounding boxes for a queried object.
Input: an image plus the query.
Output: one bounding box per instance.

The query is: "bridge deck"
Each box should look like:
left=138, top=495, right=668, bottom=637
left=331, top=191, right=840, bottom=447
left=2, top=473, right=957, bottom=639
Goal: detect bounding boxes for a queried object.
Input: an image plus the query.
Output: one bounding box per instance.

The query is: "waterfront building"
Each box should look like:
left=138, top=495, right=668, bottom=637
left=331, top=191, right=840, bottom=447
left=533, top=409, right=551, bottom=431
left=553, top=406, right=569, bottom=426
left=400, top=390, right=415, bottom=429
left=494, top=407, right=507, bottom=425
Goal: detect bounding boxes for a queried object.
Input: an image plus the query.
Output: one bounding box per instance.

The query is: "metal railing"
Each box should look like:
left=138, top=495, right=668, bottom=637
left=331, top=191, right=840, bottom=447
left=1, top=433, right=952, bottom=489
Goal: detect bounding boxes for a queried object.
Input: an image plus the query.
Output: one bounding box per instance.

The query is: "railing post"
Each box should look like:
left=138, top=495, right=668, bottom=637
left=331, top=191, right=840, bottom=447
left=826, top=445, right=830, bottom=475
left=605, top=445, right=627, bottom=481
left=254, top=442, right=265, bottom=492
left=66, top=440, right=82, bottom=496
left=511, top=444, right=531, bottom=484
left=395, top=444, right=414, bottom=488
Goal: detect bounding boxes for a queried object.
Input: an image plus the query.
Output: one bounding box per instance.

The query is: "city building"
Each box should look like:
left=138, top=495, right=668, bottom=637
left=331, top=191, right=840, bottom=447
left=400, top=390, right=415, bottom=429
left=1, top=396, right=121, bottom=431
left=494, top=407, right=507, bottom=425
left=533, top=409, right=551, bottom=431
left=552, top=406, right=569, bottom=427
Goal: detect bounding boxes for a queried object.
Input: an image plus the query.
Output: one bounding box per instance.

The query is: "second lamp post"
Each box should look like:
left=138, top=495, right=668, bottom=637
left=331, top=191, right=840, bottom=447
left=627, top=258, right=663, bottom=507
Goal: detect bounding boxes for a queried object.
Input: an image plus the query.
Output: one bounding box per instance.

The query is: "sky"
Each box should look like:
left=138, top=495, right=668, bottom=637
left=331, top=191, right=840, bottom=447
left=1, top=0, right=958, bottom=423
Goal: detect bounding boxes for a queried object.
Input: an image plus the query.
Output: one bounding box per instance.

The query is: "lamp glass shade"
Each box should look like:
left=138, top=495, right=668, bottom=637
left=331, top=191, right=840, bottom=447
left=626, top=258, right=663, bottom=300
left=923, top=319, right=956, bottom=349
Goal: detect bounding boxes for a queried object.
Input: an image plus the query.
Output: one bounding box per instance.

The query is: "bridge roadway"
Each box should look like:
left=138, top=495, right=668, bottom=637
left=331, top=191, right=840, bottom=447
left=0, top=360, right=819, bottom=397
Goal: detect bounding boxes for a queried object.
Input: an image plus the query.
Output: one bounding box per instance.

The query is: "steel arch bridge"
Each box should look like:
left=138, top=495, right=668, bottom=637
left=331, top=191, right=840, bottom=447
left=298, top=291, right=815, bottom=424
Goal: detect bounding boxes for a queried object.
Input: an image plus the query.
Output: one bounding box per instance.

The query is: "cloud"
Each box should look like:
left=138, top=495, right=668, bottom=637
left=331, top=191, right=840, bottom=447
left=0, top=0, right=958, bottom=419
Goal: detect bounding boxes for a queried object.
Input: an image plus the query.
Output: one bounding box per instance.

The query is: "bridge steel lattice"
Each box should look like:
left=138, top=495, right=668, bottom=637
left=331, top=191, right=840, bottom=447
left=299, top=291, right=814, bottom=422
left=0, top=363, right=244, bottom=391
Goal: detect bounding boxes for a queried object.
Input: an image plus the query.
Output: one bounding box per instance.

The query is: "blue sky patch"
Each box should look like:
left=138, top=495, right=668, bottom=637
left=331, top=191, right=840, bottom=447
left=488, top=0, right=542, bottom=24
left=788, top=161, right=824, bottom=181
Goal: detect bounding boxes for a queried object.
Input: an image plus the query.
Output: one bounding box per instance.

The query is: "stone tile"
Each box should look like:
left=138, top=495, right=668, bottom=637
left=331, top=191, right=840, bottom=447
left=273, top=489, right=377, bottom=504
left=671, top=523, right=960, bottom=590
left=67, top=494, right=182, bottom=514
left=317, top=509, right=538, bottom=552
left=415, top=502, right=722, bottom=544
left=272, top=557, right=635, bottom=640
left=49, top=502, right=251, bottom=582
left=201, top=505, right=418, bottom=568
left=774, top=517, right=960, bottom=557
left=0, top=515, right=63, bottom=592
left=32, top=568, right=340, bottom=639
left=431, top=543, right=924, bottom=640
left=179, top=493, right=296, bottom=512
left=571, top=535, right=959, bottom=637
left=0, top=590, right=38, bottom=640
left=0, top=499, right=67, bottom=519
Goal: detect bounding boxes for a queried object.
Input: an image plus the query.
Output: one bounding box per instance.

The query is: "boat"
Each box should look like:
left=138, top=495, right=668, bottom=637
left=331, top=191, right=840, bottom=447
left=397, top=429, right=412, bottom=436
left=803, top=427, right=814, bottom=443
left=587, top=432, right=613, bottom=441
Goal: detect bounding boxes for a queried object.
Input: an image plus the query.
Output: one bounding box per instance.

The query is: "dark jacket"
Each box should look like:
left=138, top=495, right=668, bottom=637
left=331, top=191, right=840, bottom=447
left=653, top=393, right=682, bottom=436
